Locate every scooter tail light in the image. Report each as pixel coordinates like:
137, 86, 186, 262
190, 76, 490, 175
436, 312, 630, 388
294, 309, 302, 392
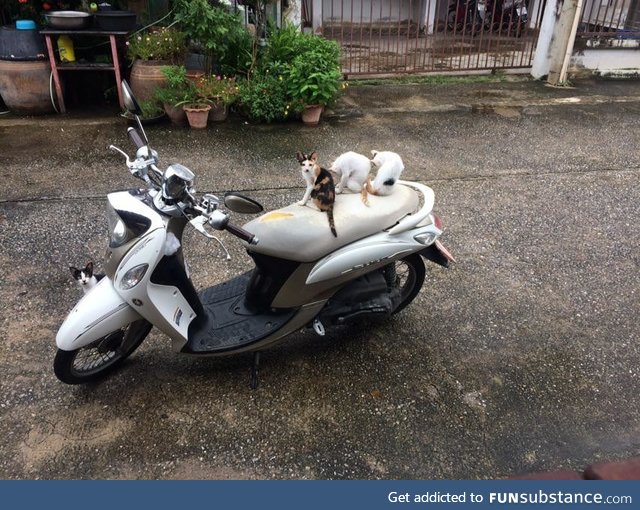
414, 232, 437, 246
120, 264, 149, 290
431, 213, 443, 231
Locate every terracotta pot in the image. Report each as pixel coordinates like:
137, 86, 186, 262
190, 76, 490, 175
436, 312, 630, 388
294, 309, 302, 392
163, 102, 186, 125
301, 104, 323, 126
186, 69, 205, 84
130, 60, 169, 103
183, 104, 211, 129
0, 60, 54, 114
209, 99, 228, 122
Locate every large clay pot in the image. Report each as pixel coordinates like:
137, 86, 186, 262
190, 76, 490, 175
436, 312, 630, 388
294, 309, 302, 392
0, 59, 54, 114
129, 60, 169, 103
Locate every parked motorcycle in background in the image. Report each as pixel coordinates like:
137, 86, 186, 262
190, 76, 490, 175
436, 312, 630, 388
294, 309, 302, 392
447, 0, 528, 36
53, 81, 454, 389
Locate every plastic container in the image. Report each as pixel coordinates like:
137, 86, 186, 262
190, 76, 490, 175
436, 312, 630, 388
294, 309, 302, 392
15, 20, 37, 30
57, 35, 76, 62
0, 25, 46, 61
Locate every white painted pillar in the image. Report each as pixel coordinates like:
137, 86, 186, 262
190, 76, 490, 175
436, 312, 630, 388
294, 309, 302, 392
422, 0, 439, 34
312, 0, 323, 34
284, 0, 303, 27
531, 0, 559, 78
547, 0, 584, 85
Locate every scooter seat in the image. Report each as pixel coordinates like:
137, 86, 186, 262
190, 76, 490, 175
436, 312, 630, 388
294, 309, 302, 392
243, 184, 419, 262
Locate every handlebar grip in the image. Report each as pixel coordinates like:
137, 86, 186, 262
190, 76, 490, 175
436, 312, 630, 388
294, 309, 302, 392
225, 222, 257, 245
127, 127, 146, 150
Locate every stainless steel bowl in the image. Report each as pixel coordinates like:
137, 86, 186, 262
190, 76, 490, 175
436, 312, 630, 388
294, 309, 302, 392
45, 11, 93, 30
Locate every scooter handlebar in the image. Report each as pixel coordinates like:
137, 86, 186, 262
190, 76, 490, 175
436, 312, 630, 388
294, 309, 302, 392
127, 127, 146, 150
225, 222, 258, 245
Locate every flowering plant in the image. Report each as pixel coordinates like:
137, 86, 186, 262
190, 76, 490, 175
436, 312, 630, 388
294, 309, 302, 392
127, 27, 186, 63
194, 75, 240, 106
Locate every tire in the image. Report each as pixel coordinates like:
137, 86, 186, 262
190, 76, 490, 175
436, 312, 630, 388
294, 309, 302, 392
383, 254, 426, 315
54, 319, 152, 384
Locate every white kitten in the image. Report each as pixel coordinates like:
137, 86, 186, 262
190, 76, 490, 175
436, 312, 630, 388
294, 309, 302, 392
330, 151, 371, 194
365, 150, 404, 196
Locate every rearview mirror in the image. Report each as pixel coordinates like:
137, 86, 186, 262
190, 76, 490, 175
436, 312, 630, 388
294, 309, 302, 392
121, 80, 141, 115
224, 193, 264, 214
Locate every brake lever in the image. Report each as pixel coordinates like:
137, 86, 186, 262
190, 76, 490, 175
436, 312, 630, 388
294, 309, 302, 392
190, 216, 231, 260
109, 145, 134, 168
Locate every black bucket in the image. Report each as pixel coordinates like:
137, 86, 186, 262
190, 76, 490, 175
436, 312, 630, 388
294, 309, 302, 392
94, 11, 137, 31
0, 25, 46, 61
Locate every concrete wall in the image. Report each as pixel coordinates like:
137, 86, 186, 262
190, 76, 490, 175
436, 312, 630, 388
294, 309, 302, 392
570, 44, 640, 76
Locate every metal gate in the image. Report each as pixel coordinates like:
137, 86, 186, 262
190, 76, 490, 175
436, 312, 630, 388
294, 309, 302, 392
316, 0, 545, 76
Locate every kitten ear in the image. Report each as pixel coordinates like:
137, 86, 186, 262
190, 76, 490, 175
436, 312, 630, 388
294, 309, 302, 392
70, 266, 80, 278
296, 152, 305, 164
85, 261, 93, 277
371, 150, 378, 158
309, 151, 318, 162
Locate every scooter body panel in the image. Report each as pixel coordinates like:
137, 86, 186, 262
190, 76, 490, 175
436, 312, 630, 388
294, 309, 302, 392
56, 277, 142, 351
114, 221, 196, 345
270, 223, 441, 308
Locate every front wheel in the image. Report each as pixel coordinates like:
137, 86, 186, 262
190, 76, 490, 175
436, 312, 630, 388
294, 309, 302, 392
54, 319, 152, 384
383, 254, 426, 314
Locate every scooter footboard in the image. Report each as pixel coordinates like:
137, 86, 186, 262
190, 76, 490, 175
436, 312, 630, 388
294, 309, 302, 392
56, 277, 143, 351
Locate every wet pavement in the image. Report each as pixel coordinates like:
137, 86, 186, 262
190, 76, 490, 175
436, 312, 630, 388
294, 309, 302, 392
0, 76, 639, 479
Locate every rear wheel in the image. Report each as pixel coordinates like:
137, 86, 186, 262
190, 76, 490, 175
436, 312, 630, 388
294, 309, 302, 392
384, 254, 426, 314
54, 319, 152, 384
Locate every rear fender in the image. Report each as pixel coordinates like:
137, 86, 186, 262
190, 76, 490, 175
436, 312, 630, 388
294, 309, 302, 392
420, 240, 456, 267
56, 277, 142, 351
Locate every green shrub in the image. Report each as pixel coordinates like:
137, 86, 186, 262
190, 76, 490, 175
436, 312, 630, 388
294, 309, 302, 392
238, 73, 292, 123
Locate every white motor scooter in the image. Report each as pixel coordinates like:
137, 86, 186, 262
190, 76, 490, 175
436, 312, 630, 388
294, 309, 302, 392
54, 81, 454, 388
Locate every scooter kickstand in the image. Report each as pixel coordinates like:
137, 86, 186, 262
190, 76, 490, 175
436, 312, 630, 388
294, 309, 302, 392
249, 352, 261, 390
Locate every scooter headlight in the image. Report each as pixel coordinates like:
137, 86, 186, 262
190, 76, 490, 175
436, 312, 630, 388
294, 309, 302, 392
120, 263, 149, 290
107, 205, 131, 248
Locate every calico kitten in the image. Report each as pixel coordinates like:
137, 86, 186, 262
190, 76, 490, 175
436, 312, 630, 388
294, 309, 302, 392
296, 151, 337, 237
330, 151, 372, 205
364, 150, 405, 197
70, 261, 104, 294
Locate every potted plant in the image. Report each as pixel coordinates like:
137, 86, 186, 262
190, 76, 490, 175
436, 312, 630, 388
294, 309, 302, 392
127, 27, 186, 102
286, 37, 342, 126
195, 74, 239, 122
153, 65, 195, 125
176, 79, 212, 129
172, 0, 252, 77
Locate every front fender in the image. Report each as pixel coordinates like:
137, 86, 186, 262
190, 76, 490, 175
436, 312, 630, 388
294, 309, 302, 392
56, 277, 142, 351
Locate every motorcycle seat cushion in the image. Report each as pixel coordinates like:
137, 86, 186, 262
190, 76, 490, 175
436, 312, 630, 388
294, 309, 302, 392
243, 183, 419, 262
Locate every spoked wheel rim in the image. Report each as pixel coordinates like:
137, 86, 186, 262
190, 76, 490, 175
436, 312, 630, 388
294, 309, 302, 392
70, 336, 123, 377
55, 319, 152, 384
385, 254, 426, 314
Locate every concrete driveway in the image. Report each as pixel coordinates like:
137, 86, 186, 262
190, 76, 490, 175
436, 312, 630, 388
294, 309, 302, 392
0, 77, 638, 479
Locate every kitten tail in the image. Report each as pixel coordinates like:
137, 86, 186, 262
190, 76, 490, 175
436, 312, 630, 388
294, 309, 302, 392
327, 206, 337, 237
364, 176, 378, 197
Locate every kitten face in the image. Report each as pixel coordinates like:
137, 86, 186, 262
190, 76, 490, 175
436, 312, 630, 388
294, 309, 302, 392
296, 151, 319, 180
70, 261, 94, 286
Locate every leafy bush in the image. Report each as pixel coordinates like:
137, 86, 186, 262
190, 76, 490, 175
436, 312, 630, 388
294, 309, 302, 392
287, 42, 341, 109
153, 65, 196, 107
173, 0, 252, 75
237, 73, 292, 123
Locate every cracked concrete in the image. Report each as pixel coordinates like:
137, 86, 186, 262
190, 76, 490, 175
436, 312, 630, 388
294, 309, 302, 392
0, 76, 639, 479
